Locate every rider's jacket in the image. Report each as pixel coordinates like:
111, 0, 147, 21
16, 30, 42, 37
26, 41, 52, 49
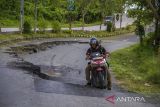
86, 45, 107, 56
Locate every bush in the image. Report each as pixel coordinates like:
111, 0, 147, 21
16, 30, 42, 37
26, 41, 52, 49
38, 19, 48, 33
52, 21, 61, 33
23, 20, 32, 34
121, 27, 125, 30
106, 22, 112, 32
24, 16, 34, 27
126, 25, 131, 30
51, 11, 64, 22
62, 30, 72, 34
0, 19, 18, 27
147, 69, 160, 84
0, 22, 3, 32
144, 32, 155, 46
125, 25, 136, 32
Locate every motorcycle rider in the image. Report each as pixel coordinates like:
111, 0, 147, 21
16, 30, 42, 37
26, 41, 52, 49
85, 37, 111, 90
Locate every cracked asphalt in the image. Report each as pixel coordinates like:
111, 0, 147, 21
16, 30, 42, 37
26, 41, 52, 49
0, 34, 160, 107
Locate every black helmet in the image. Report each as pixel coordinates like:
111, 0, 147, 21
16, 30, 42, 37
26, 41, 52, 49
89, 37, 99, 46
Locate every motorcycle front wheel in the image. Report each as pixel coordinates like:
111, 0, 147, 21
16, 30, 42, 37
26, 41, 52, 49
97, 71, 106, 89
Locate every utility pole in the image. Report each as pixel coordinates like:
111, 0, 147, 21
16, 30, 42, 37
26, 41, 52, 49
20, 0, 24, 34
0, 22, 2, 33
34, 0, 38, 34
67, 0, 75, 31
120, 13, 122, 30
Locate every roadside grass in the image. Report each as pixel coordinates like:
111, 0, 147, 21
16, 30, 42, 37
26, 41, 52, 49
60, 21, 101, 28
0, 19, 100, 28
0, 19, 134, 29
0, 34, 24, 41
0, 20, 19, 27
0, 26, 134, 46
111, 44, 160, 94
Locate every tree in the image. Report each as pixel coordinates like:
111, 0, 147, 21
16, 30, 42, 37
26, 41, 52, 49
127, 0, 160, 50
67, 0, 77, 31
0, 0, 20, 19
145, 0, 160, 20
99, 0, 116, 30
127, 0, 154, 47
145, 0, 160, 50
114, 0, 126, 29
77, 0, 92, 30
135, 22, 145, 46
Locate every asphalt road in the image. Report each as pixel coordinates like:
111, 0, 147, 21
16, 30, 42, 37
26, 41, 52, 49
0, 34, 160, 107
0, 14, 134, 32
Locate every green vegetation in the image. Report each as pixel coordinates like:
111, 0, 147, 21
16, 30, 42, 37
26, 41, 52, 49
0, 0, 159, 95
0, 19, 101, 28
0, 0, 97, 27
52, 21, 61, 33
127, 0, 160, 51
0, 20, 19, 27
38, 19, 48, 33
106, 22, 112, 32
23, 20, 32, 34
0, 0, 128, 28
111, 43, 160, 94
0, 26, 134, 45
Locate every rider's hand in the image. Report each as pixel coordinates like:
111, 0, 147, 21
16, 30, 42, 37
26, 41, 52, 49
101, 53, 109, 59
85, 55, 91, 60
85, 56, 89, 60
106, 53, 110, 58
101, 54, 106, 58
106, 52, 110, 58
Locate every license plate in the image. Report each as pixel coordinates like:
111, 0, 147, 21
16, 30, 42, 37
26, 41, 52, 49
97, 67, 103, 71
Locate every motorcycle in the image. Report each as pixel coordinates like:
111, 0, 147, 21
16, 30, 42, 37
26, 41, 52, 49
87, 52, 107, 89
